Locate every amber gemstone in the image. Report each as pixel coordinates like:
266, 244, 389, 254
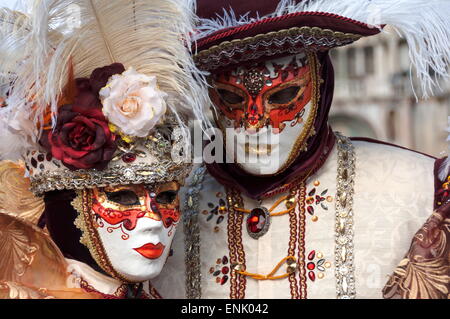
247, 208, 267, 233
122, 153, 136, 163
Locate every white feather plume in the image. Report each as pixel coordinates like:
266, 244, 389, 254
0, 8, 30, 94
0, 8, 35, 160
197, 0, 450, 99
0, 0, 212, 161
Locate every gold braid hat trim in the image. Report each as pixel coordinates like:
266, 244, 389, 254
194, 26, 361, 72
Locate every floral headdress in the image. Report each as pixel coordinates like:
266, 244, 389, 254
0, 0, 210, 195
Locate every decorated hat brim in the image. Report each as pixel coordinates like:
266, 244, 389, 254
194, 12, 381, 72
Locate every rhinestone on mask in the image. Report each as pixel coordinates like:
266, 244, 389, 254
243, 68, 264, 96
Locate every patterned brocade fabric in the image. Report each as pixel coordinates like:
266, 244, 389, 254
153, 139, 436, 299
383, 158, 450, 299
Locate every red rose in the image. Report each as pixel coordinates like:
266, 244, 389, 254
40, 63, 125, 170
41, 103, 116, 170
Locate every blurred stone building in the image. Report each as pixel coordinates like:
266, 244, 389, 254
328, 27, 450, 157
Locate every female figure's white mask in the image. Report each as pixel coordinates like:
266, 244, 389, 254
74, 182, 180, 282
209, 52, 319, 175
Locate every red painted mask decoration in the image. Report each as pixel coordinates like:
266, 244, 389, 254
73, 181, 182, 283
92, 182, 181, 231
208, 52, 320, 176
210, 53, 313, 132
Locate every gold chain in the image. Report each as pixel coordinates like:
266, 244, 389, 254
225, 182, 308, 286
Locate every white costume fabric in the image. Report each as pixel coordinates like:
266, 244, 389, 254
153, 139, 434, 298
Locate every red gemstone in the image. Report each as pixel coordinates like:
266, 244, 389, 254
248, 118, 259, 126
247, 208, 267, 233
307, 206, 314, 215
308, 250, 316, 260
122, 153, 137, 163
222, 266, 229, 274
308, 271, 316, 281
222, 256, 228, 264
307, 262, 315, 270
220, 275, 229, 285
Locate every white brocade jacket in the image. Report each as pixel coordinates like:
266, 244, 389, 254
152, 139, 437, 299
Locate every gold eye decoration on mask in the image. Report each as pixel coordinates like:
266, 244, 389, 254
211, 82, 247, 110
149, 181, 180, 210
96, 185, 147, 211
263, 72, 311, 112
155, 189, 178, 204
105, 190, 140, 206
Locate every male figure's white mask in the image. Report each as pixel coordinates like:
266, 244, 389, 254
75, 182, 180, 282
209, 52, 319, 175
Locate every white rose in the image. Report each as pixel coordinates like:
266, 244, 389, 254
99, 67, 167, 137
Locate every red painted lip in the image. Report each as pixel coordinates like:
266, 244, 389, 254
134, 242, 165, 259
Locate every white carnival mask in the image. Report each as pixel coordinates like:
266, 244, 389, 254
209, 52, 319, 175
73, 182, 180, 282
